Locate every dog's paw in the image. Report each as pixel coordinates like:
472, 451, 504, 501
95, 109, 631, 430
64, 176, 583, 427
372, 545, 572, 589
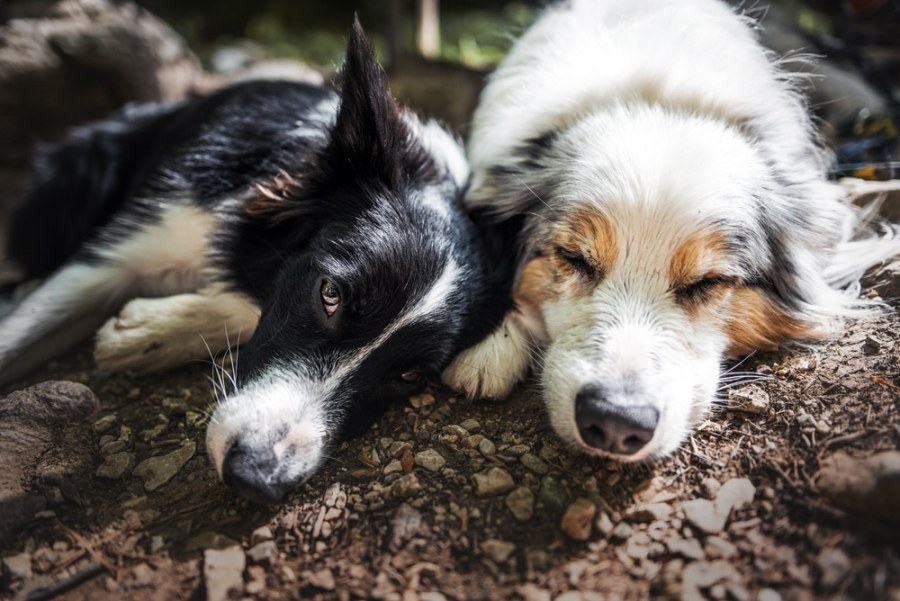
442, 316, 532, 400
94, 297, 198, 373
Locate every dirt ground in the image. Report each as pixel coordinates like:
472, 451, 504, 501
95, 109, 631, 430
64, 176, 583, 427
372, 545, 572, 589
0, 256, 898, 601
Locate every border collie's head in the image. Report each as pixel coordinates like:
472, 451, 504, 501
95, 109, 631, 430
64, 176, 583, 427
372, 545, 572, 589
477, 103, 894, 463
206, 21, 498, 503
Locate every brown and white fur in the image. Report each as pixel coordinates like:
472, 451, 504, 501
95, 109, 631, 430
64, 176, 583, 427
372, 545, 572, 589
444, 0, 900, 461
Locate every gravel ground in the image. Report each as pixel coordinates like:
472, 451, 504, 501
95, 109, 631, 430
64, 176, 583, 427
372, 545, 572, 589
0, 258, 898, 601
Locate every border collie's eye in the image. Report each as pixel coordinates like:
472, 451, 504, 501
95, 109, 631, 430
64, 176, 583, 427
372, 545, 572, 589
321, 280, 341, 317
675, 276, 733, 302
555, 246, 602, 279
399, 370, 424, 383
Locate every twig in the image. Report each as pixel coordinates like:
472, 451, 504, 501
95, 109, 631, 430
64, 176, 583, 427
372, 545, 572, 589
25, 563, 106, 601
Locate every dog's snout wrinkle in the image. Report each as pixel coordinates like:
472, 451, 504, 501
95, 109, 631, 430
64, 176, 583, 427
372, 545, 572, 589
574, 386, 659, 456
221, 441, 295, 505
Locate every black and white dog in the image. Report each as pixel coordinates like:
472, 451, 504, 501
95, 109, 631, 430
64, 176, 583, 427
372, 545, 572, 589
0, 22, 511, 503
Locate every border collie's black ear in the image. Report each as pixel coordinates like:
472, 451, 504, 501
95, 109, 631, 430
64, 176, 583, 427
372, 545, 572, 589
326, 17, 409, 188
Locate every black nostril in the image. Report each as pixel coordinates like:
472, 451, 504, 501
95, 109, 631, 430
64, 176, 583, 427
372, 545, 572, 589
575, 385, 659, 456
221, 443, 290, 505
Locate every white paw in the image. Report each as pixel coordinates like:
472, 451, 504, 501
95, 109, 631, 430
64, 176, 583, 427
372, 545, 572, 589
442, 316, 533, 400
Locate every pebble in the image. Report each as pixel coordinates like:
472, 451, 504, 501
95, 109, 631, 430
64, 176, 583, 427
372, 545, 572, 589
666, 538, 705, 560
520, 452, 549, 475
2, 552, 32, 580
384, 459, 403, 475
100, 440, 126, 456
595, 512, 614, 537
473, 467, 514, 496
561, 498, 596, 541
701, 477, 721, 499
624, 503, 672, 523
251, 526, 273, 545
681, 498, 725, 534
516, 584, 552, 601
460, 418, 480, 433
389, 503, 423, 549
478, 438, 496, 457
131, 563, 155, 587
466, 434, 485, 449
505, 486, 535, 522
420, 593, 448, 601
704, 536, 737, 559
304, 568, 336, 591
204, 546, 245, 601
481, 538, 516, 563
758, 589, 782, 601
247, 541, 277, 565
409, 393, 435, 408
554, 592, 605, 601
385, 473, 422, 500
414, 449, 446, 472
539, 476, 566, 512
133, 440, 196, 492
96, 452, 134, 480
816, 450, 900, 522
728, 384, 769, 414
91, 414, 117, 433
816, 548, 851, 589
714, 478, 755, 517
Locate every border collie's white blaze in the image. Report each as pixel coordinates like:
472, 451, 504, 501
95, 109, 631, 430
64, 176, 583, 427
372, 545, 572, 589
447, 0, 900, 461
0, 21, 513, 504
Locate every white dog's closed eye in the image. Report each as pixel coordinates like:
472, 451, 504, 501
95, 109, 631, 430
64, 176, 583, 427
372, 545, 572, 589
455, 0, 900, 461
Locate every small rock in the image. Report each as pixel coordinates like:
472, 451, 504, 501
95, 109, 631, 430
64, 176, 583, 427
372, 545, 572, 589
383, 459, 403, 475
247, 540, 277, 565
521, 452, 549, 475
390, 503, 423, 549
516, 584, 552, 601
682, 561, 740, 601
251, 526, 273, 545
409, 393, 435, 408
624, 503, 672, 523
539, 476, 566, 512
505, 487, 535, 522
816, 548, 851, 589
150, 535, 165, 553
863, 335, 883, 354
460, 418, 480, 433
626, 533, 653, 559
682, 498, 726, 534
728, 385, 769, 414
704, 536, 737, 559
420, 593, 448, 601
666, 538, 705, 560
481, 538, 516, 563
466, 434, 485, 449
204, 546, 245, 601
96, 452, 134, 480
478, 438, 496, 457
92, 414, 117, 433
816, 451, 900, 523
714, 478, 755, 517
561, 498, 596, 541
595, 512, 614, 537
414, 449, 446, 472
473, 467, 514, 497
610, 521, 634, 541
385, 473, 421, 501
132, 563, 155, 587
3, 552, 32, 580
701, 477, 721, 499
758, 589, 782, 601
100, 440, 126, 456
133, 440, 196, 492
304, 568, 336, 591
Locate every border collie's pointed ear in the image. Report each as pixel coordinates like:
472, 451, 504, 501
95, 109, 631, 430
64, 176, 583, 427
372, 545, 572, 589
326, 17, 408, 187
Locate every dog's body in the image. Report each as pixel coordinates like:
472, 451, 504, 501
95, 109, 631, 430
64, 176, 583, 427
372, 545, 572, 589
0, 24, 511, 503
445, 0, 900, 460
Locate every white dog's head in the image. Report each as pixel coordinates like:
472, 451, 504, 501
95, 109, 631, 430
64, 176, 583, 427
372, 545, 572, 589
476, 103, 875, 461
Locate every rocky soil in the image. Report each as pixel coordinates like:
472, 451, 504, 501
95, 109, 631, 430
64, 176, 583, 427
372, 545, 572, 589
0, 258, 898, 600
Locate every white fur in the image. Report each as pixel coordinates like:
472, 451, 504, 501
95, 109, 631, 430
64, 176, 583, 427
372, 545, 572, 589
459, 0, 900, 460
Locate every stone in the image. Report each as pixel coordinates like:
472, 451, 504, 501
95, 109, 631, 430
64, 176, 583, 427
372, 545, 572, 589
131, 563, 155, 587
610, 521, 634, 541
100, 440, 126, 456
682, 561, 740, 601
595, 512, 614, 537
414, 449, 446, 472
758, 589, 782, 601
505, 487, 535, 522
481, 538, 516, 563
385, 473, 422, 501
305, 568, 336, 590
704, 536, 738, 559
92, 414, 117, 433
251, 526, 273, 545
624, 503, 673, 523
816, 548, 851, 589
561, 498, 596, 541
478, 437, 496, 457
728, 384, 769, 414
420, 593, 448, 601
3, 552, 32, 580
204, 546, 245, 601
133, 440, 196, 491
384, 459, 403, 475
247, 540, 277, 565
539, 476, 566, 512
666, 538, 705, 560
390, 503, 423, 549
682, 498, 726, 534
521, 452, 549, 475
96, 451, 134, 480
460, 418, 480, 433
516, 584, 552, 601
473, 467, 514, 497
409, 393, 435, 408
816, 451, 900, 523
714, 478, 755, 517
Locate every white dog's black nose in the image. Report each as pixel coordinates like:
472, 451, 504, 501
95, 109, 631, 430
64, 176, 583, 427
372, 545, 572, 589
575, 386, 659, 455
221, 442, 294, 504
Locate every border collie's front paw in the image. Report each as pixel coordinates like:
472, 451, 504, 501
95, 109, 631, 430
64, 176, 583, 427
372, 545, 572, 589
442, 315, 532, 400
94, 298, 189, 373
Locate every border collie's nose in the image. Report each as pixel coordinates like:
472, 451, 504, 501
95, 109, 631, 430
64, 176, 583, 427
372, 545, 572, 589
575, 386, 659, 455
221, 442, 292, 504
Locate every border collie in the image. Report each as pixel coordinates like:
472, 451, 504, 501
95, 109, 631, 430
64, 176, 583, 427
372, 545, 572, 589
0, 21, 511, 503
444, 0, 900, 461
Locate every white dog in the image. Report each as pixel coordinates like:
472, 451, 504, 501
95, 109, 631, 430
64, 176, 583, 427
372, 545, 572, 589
444, 0, 900, 461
